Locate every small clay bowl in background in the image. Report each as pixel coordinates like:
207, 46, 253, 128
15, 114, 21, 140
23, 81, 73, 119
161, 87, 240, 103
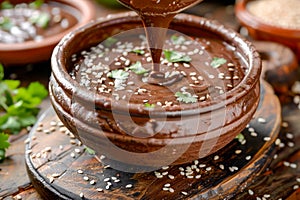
0, 0, 95, 66
49, 12, 261, 168
235, 0, 300, 61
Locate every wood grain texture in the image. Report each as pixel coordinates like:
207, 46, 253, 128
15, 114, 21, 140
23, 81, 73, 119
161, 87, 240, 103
24, 82, 281, 200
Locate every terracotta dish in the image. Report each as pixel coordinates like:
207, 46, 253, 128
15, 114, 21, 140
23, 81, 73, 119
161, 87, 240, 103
235, 0, 300, 61
49, 12, 261, 168
0, 0, 95, 66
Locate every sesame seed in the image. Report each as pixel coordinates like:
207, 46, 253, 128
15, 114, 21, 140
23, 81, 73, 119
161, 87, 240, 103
286, 133, 294, 139
168, 175, 175, 179
263, 137, 271, 141
258, 117, 267, 123
90, 180, 96, 185
246, 155, 252, 160
169, 188, 175, 193
77, 169, 83, 174
293, 185, 299, 190
16, 194, 22, 200
164, 183, 171, 187
125, 184, 133, 188
248, 189, 254, 195
83, 176, 89, 181
104, 178, 110, 182
181, 191, 188, 195
96, 188, 103, 192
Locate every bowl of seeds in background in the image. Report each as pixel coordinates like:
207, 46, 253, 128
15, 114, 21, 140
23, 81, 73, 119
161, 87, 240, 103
235, 0, 300, 61
49, 12, 261, 168
0, 0, 95, 66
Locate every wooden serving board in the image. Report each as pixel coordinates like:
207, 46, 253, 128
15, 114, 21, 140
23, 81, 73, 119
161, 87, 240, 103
25, 82, 281, 200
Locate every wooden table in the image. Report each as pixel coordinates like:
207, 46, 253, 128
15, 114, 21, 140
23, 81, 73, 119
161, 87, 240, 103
1, 1, 300, 199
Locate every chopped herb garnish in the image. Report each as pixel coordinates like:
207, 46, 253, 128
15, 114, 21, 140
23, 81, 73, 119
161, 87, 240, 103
0, 17, 13, 31
132, 49, 145, 55
0, 132, 10, 162
164, 50, 191, 63
175, 91, 198, 104
29, 0, 44, 9
144, 103, 155, 108
107, 69, 129, 80
127, 61, 149, 75
29, 12, 50, 29
171, 35, 186, 45
104, 37, 118, 47
85, 147, 96, 155
1, 0, 13, 9
235, 133, 245, 144
210, 57, 227, 68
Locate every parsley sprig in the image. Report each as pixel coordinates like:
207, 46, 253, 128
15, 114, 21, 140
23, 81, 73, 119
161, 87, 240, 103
175, 91, 198, 104
0, 132, 10, 162
210, 57, 227, 68
127, 61, 149, 75
0, 64, 48, 161
164, 50, 191, 63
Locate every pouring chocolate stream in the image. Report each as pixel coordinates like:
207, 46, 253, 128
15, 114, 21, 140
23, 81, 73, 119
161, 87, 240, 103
117, 0, 203, 85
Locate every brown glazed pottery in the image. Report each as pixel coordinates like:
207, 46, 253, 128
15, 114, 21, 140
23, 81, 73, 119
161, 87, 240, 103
49, 12, 261, 168
235, 0, 300, 61
0, 0, 95, 66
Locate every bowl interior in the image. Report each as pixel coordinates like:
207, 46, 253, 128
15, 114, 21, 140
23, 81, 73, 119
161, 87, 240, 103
0, 0, 95, 65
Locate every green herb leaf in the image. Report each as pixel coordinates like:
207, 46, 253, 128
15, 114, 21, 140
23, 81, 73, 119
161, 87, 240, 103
1, 1, 13, 9
128, 61, 149, 75
235, 133, 245, 144
132, 49, 145, 55
175, 91, 198, 104
107, 69, 129, 80
104, 37, 118, 47
0, 17, 13, 31
0, 132, 10, 162
171, 35, 186, 45
29, 0, 44, 9
85, 147, 95, 155
0, 132, 10, 149
0, 63, 4, 81
210, 57, 227, 68
164, 50, 191, 63
29, 12, 50, 29
144, 103, 155, 108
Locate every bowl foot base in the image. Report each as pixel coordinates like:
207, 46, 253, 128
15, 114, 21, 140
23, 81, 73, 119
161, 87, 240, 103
25, 82, 281, 199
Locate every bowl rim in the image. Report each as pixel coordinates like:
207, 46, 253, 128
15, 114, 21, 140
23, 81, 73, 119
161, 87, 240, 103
0, 0, 95, 63
51, 11, 261, 117
235, 0, 300, 39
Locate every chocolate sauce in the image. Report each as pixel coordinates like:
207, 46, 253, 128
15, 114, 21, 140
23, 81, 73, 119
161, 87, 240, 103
117, 0, 203, 85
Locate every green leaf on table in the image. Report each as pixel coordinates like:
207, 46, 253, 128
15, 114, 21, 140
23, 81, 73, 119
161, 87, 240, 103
0, 116, 22, 134
171, 35, 186, 45
210, 57, 227, 68
164, 50, 191, 63
4, 79, 20, 90
27, 82, 48, 99
127, 61, 149, 75
107, 69, 129, 80
0, 132, 10, 149
85, 147, 95, 155
0, 63, 4, 80
0, 132, 10, 162
175, 91, 198, 104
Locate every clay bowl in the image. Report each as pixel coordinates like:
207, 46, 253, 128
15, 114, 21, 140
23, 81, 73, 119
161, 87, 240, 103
49, 12, 261, 169
235, 0, 300, 61
0, 0, 95, 66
